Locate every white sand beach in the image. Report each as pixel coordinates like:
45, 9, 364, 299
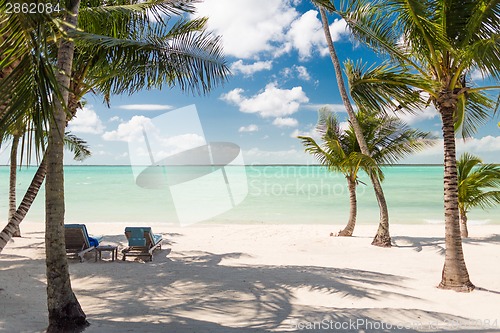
1, 223, 500, 332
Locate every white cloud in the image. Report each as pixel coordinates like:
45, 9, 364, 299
290, 126, 320, 139
102, 116, 154, 142
402, 136, 500, 164
102, 116, 205, 159
296, 66, 311, 81
339, 121, 350, 132
67, 106, 105, 134
470, 68, 491, 81
109, 116, 122, 123
230, 60, 273, 76
285, 10, 348, 60
239, 124, 259, 133
194, 0, 298, 58
155, 134, 206, 160
285, 10, 325, 60
244, 147, 311, 164
304, 103, 349, 112
117, 104, 173, 111
457, 136, 500, 153
220, 82, 309, 118
273, 117, 298, 127
394, 104, 439, 125
194, 2, 348, 60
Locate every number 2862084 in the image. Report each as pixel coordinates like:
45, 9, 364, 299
6, 2, 62, 14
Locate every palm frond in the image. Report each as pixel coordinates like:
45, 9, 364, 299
455, 90, 495, 138
457, 152, 500, 212
63, 132, 91, 161
79, 0, 198, 27
344, 59, 431, 113
463, 35, 500, 80
0, 9, 65, 153
71, 19, 229, 96
310, 0, 337, 12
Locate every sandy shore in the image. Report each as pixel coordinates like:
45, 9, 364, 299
1, 222, 500, 332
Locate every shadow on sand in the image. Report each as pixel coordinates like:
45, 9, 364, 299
2, 231, 500, 332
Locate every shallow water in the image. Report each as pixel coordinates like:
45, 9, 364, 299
1, 165, 498, 226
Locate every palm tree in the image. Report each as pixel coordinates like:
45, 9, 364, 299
334, 0, 499, 291
0, 132, 92, 253
1, 1, 229, 329
457, 153, 500, 238
300, 108, 433, 236
299, 109, 381, 236
8, 130, 22, 237
311, 1, 392, 247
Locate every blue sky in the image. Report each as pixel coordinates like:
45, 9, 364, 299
5, 0, 499, 165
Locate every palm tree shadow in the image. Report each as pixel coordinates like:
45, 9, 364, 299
392, 236, 445, 255
392, 233, 500, 256
67, 248, 481, 332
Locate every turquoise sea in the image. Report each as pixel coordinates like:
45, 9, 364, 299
0, 165, 498, 225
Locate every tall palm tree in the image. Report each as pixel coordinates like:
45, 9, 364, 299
44, 1, 87, 329
1, 0, 229, 330
311, 1, 392, 247
334, 0, 499, 291
457, 153, 500, 238
300, 108, 433, 236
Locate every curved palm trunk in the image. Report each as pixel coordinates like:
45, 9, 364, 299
9, 134, 21, 237
0, 156, 47, 252
45, 0, 88, 331
459, 208, 469, 238
319, 7, 390, 247
337, 175, 357, 236
437, 94, 474, 291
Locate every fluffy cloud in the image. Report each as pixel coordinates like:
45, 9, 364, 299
220, 83, 309, 118
194, 2, 348, 60
102, 116, 154, 142
230, 60, 273, 76
285, 10, 348, 60
102, 116, 206, 161
402, 136, 500, 164
273, 117, 298, 127
194, 0, 298, 58
109, 116, 123, 123
67, 106, 105, 134
296, 66, 311, 81
239, 124, 259, 133
117, 104, 173, 111
290, 126, 320, 139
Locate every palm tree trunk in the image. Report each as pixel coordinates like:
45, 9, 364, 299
319, 7, 390, 247
337, 175, 357, 236
0, 156, 47, 253
45, 0, 87, 331
437, 93, 474, 291
459, 208, 469, 238
9, 134, 21, 237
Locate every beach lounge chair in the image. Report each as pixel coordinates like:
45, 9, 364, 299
64, 224, 103, 262
122, 227, 163, 261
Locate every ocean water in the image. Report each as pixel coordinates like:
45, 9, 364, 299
0, 165, 498, 226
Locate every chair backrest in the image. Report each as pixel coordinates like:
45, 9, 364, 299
129, 228, 146, 247
65, 224, 90, 250
125, 227, 155, 247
